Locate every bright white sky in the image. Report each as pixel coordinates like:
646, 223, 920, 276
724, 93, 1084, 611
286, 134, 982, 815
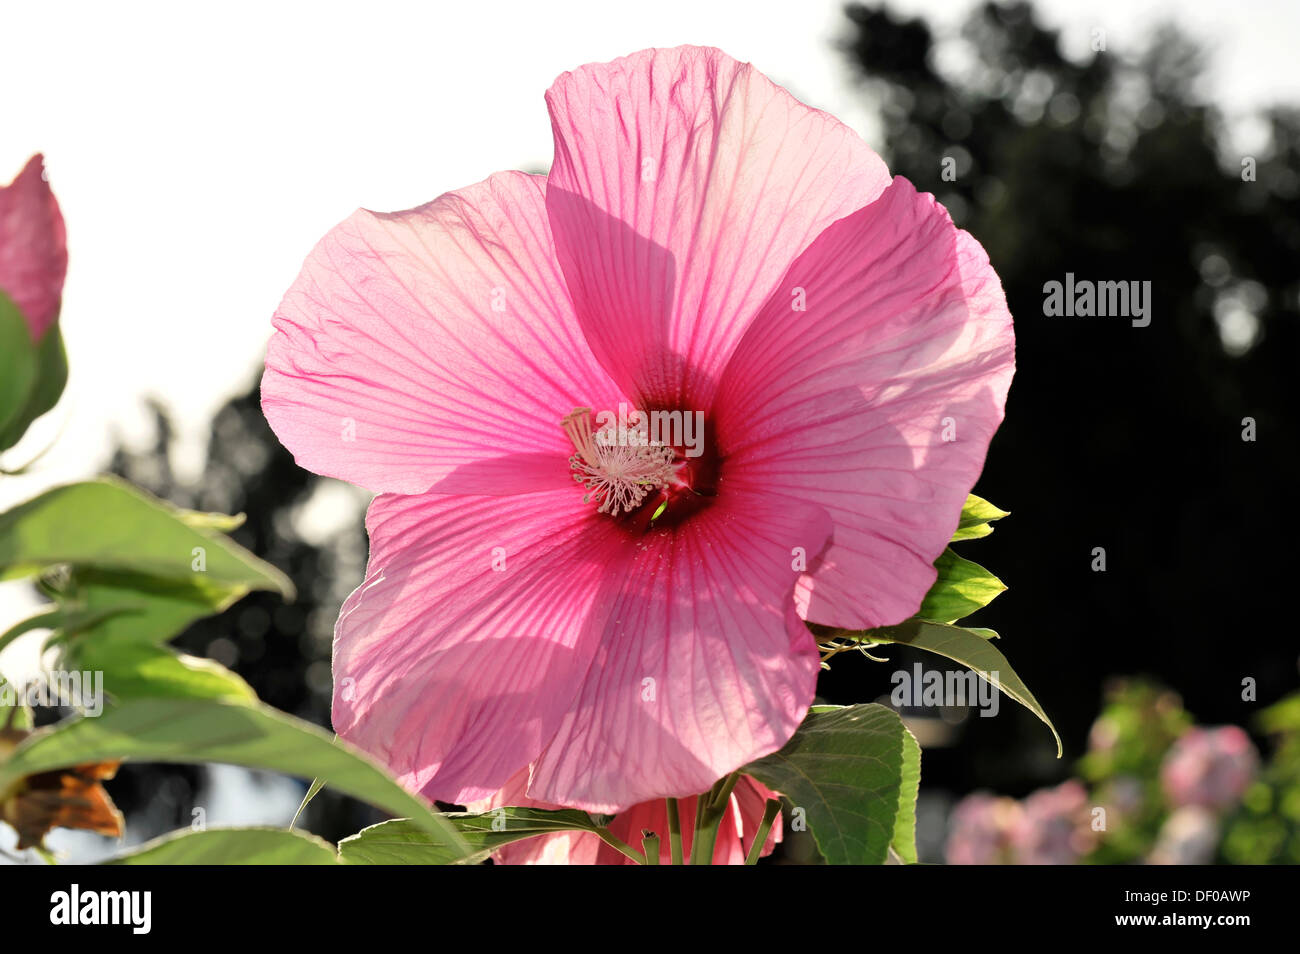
1, 0, 1298, 677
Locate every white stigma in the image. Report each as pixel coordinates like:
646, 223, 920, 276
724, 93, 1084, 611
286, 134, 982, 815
561, 407, 676, 515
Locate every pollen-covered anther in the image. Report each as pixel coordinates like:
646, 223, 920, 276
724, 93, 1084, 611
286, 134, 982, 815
561, 407, 675, 515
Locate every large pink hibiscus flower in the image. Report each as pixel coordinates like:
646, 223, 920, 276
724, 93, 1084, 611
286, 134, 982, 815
262, 46, 1014, 813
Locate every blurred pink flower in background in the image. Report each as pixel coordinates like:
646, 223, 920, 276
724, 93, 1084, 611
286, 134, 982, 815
1010, 780, 1096, 864
1097, 774, 1145, 827
948, 781, 1095, 864
1161, 726, 1259, 811
468, 770, 781, 865
263, 45, 1015, 813
945, 792, 1021, 864
0, 154, 66, 340
1148, 806, 1220, 865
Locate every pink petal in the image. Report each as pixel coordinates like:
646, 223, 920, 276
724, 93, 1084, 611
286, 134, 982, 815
528, 487, 832, 812
262, 171, 626, 495
495, 828, 602, 865
333, 487, 632, 805
0, 155, 67, 341
544, 46, 890, 410
732, 774, 784, 860
715, 177, 1015, 629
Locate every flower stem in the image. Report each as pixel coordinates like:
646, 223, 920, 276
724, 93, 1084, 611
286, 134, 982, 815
690, 792, 707, 862
710, 771, 741, 808
665, 797, 684, 865
688, 771, 742, 865
641, 831, 661, 865
744, 798, 782, 865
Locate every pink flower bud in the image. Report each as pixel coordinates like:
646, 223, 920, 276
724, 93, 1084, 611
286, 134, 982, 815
0, 154, 67, 341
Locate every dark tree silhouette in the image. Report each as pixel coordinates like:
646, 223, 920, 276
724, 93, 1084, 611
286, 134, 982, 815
820, 3, 1299, 815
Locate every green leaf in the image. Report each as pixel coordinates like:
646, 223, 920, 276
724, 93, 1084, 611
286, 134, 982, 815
0, 480, 291, 703
0, 478, 292, 598
0, 607, 63, 655
951, 494, 1009, 542
47, 575, 257, 703
176, 510, 246, 533
72, 642, 255, 703
105, 827, 339, 865
743, 704, 921, 865
292, 776, 327, 828
0, 698, 469, 852
340, 818, 474, 865
865, 619, 1062, 756
918, 548, 1006, 623
1, 671, 34, 731
339, 808, 609, 865
49, 570, 238, 649
0, 291, 39, 451
0, 601, 220, 710
3, 605, 141, 657
0, 322, 67, 453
